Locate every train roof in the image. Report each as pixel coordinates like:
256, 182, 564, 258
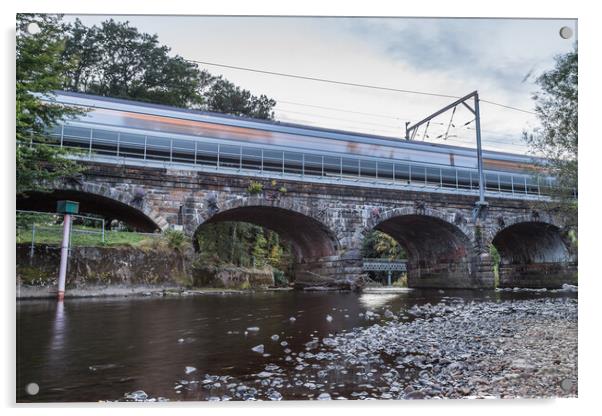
47, 90, 540, 162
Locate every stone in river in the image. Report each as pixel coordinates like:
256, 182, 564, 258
289, 317, 296, 322
252, 344, 265, 354
326, 314, 333, 322
405, 390, 426, 400
268, 391, 283, 401
124, 390, 148, 401
317, 392, 331, 400
247, 326, 260, 332
185, 366, 197, 374
271, 334, 280, 341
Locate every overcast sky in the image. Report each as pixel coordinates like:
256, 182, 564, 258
65, 15, 576, 154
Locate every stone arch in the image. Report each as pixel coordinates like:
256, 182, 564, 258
17, 181, 168, 232
367, 206, 474, 241
193, 195, 340, 262
367, 206, 478, 288
486, 211, 563, 244
491, 214, 577, 288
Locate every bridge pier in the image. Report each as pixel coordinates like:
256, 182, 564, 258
406, 255, 494, 289
293, 254, 366, 291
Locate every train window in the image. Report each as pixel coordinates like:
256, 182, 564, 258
323, 156, 341, 177
394, 163, 410, 182
359, 160, 376, 179
426, 166, 441, 187
284, 152, 303, 175
172, 139, 195, 164
260, 149, 282, 173
92, 129, 119, 155
455, 169, 473, 190
63, 125, 91, 140
118, 132, 146, 159
195, 142, 218, 166
146, 136, 171, 161
61, 125, 91, 150
378, 162, 394, 181
242, 147, 262, 171
219, 144, 243, 169
45, 124, 63, 138
342, 158, 359, 178
303, 154, 323, 176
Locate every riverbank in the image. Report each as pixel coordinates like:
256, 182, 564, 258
16, 285, 293, 299
118, 296, 577, 401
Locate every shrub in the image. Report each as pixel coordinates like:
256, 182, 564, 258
163, 229, 189, 252
489, 244, 501, 288
273, 268, 288, 287
278, 186, 287, 194
392, 274, 408, 287
247, 181, 264, 195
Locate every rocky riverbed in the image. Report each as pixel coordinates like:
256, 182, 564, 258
120, 296, 577, 401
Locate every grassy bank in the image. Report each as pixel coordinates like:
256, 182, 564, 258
16, 225, 158, 247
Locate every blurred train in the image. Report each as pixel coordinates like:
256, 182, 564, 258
38, 91, 552, 195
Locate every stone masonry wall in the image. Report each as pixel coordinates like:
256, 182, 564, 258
27, 161, 577, 289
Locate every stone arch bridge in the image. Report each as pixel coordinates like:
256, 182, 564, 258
17, 162, 577, 290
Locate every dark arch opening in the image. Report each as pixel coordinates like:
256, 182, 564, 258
492, 222, 570, 264
492, 222, 576, 288
17, 190, 160, 232
194, 206, 338, 262
373, 214, 474, 288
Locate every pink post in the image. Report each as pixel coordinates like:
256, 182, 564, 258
57, 214, 71, 301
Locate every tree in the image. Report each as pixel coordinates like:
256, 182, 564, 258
16, 14, 82, 195
61, 18, 276, 119
62, 19, 210, 109
206, 78, 276, 119
524, 48, 577, 225
362, 230, 405, 260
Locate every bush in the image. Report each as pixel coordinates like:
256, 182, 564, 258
273, 268, 288, 287
247, 181, 263, 195
392, 274, 408, 287
163, 229, 189, 252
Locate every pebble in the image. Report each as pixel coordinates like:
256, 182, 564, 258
251, 344, 264, 354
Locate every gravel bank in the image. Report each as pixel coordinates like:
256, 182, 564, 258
120, 296, 577, 401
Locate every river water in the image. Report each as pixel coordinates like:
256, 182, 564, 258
16, 288, 576, 402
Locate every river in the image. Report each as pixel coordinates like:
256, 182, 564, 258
16, 288, 577, 402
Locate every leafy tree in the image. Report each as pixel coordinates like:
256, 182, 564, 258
267, 231, 283, 267
61, 18, 276, 119
195, 222, 292, 270
206, 78, 276, 119
524, 48, 577, 225
62, 19, 210, 109
16, 13, 82, 195
252, 229, 268, 266
362, 230, 405, 260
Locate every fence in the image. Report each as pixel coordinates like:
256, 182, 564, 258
29, 123, 563, 200
16, 210, 160, 257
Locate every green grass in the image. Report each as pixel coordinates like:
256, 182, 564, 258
16, 225, 157, 247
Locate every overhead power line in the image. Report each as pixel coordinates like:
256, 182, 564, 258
189, 59, 458, 100
188, 59, 537, 116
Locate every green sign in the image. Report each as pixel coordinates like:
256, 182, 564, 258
56, 200, 79, 215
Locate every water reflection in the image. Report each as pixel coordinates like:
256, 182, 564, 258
50, 301, 66, 352
358, 293, 399, 309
